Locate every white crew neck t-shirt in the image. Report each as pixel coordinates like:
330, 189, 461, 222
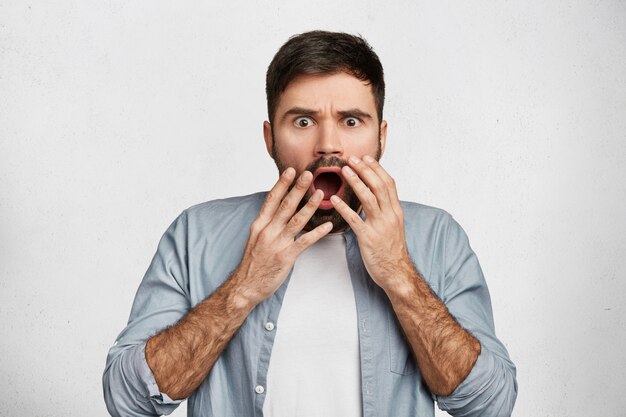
262, 233, 362, 417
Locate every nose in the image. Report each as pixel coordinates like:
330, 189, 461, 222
314, 123, 343, 157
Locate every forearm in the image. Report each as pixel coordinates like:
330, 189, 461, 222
144, 169, 330, 401
145, 268, 256, 400
385, 260, 480, 396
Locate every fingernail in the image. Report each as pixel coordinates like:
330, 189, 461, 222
342, 166, 355, 177
330, 195, 341, 203
363, 155, 375, 163
283, 167, 295, 179
299, 171, 312, 182
349, 155, 360, 164
311, 190, 323, 202
324, 222, 333, 231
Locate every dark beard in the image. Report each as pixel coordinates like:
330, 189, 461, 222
270, 128, 382, 233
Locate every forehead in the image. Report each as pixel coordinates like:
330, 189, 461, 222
276, 72, 377, 115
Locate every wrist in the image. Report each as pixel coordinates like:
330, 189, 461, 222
226, 265, 263, 311
380, 256, 417, 301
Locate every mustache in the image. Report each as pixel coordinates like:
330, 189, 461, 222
305, 156, 348, 173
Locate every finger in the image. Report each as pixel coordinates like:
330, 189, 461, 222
341, 164, 381, 216
256, 168, 296, 229
283, 189, 324, 237
362, 155, 403, 216
347, 155, 393, 212
330, 194, 367, 235
289, 221, 334, 257
271, 170, 313, 225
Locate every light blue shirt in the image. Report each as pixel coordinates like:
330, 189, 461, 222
103, 192, 517, 417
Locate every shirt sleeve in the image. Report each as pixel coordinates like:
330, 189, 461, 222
102, 212, 191, 417
434, 215, 518, 417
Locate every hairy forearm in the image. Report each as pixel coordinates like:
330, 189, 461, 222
145, 269, 256, 400
385, 260, 481, 396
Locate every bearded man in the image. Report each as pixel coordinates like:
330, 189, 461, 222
103, 30, 517, 417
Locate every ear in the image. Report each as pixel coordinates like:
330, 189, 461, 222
263, 121, 274, 158
379, 120, 388, 157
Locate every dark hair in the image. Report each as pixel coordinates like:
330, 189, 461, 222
265, 30, 385, 124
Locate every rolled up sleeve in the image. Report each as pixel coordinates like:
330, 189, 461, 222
434, 215, 518, 417
103, 343, 182, 417
103, 213, 191, 416
437, 345, 517, 416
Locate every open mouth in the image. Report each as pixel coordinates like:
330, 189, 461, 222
311, 168, 344, 210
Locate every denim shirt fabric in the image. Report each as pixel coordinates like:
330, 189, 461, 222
103, 192, 517, 417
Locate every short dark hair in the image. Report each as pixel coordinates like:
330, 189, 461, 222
266, 30, 385, 124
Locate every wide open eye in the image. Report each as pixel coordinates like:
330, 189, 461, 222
294, 116, 314, 128
344, 117, 362, 127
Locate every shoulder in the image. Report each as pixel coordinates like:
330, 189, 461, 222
400, 200, 454, 228
399, 200, 469, 253
161, 192, 267, 241
183, 192, 267, 221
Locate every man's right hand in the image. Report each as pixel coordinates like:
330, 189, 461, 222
234, 167, 333, 306
145, 168, 331, 401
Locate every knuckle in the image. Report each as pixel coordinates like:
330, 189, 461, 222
369, 181, 383, 193
274, 250, 291, 265
295, 234, 312, 250
279, 198, 291, 212
306, 197, 319, 208
290, 213, 304, 229
250, 221, 261, 235
265, 190, 277, 203
349, 213, 361, 224
295, 179, 309, 191
294, 234, 308, 246
364, 194, 377, 206
257, 228, 271, 243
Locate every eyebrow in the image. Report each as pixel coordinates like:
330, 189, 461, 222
281, 107, 373, 121
282, 107, 319, 121
337, 109, 373, 120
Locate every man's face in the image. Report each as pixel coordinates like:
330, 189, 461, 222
263, 72, 387, 232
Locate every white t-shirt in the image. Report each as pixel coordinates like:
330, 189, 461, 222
262, 233, 362, 417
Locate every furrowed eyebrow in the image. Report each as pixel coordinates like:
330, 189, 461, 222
337, 109, 373, 120
282, 107, 319, 121
280, 107, 373, 121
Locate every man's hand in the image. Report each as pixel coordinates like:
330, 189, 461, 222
146, 168, 331, 400
235, 167, 333, 305
330, 155, 413, 293
331, 155, 481, 396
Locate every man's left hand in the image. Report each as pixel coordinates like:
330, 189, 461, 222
332, 155, 483, 397
331, 155, 413, 292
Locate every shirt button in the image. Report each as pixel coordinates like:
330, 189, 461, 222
264, 322, 275, 331
255, 385, 265, 394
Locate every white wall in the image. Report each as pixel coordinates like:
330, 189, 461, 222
1, 1, 625, 416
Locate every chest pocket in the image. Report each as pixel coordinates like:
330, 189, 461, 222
387, 310, 417, 375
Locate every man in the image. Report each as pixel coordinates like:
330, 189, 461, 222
103, 31, 517, 417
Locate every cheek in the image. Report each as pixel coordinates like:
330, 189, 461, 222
275, 135, 316, 165
273, 144, 311, 174
345, 132, 380, 155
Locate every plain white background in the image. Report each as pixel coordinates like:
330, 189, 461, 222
1, 1, 625, 416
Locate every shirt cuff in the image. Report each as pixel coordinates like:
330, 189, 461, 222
133, 342, 183, 410
435, 345, 517, 416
